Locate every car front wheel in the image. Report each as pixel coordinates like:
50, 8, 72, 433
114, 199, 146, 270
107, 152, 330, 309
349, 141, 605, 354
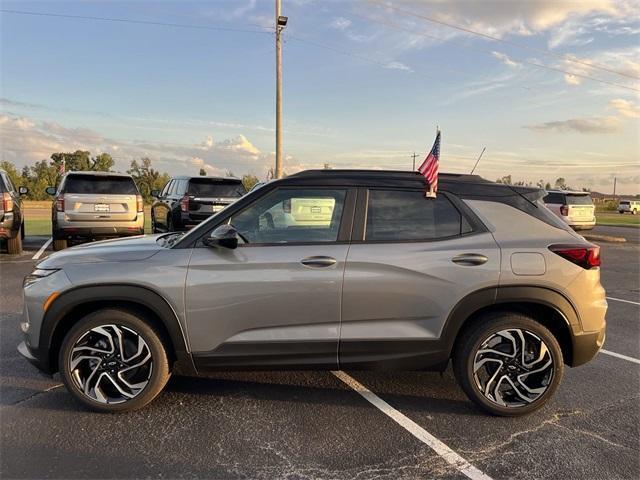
59, 309, 170, 412
453, 313, 563, 416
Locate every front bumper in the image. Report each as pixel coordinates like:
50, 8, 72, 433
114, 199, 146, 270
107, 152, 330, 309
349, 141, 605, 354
17, 341, 53, 374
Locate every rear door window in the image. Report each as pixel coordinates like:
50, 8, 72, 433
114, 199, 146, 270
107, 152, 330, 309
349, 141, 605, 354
188, 179, 246, 197
365, 189, 463, 241
63, 175, 138, 195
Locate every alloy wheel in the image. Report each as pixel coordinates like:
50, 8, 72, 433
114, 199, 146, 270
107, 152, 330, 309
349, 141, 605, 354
68, 324, 153, 404
472, 328, 554, 408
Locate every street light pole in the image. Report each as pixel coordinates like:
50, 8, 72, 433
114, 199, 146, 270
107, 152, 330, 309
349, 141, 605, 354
275, 0, 284, 179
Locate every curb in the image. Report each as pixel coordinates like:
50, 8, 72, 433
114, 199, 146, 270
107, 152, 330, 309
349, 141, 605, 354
582, 233, 627, 243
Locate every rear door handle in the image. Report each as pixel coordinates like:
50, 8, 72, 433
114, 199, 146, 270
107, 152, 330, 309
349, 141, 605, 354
452, 253, 489, 266
301, 256, 337, 268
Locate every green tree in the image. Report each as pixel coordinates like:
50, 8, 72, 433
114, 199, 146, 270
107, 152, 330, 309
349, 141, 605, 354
496, 175, 512, 185
127, 157, 170, 203
50, 150, 92, 172
554, 177, 566, 189
241, 173, 259, 191
91, 153, 115, 172
199, 168, 206, 176
545, 182, 552, 190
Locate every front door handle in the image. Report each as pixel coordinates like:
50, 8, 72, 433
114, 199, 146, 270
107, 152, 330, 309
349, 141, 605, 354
301, 256, 337, 268
452, 253, 489, 266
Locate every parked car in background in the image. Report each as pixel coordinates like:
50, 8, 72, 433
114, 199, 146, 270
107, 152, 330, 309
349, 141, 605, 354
618, 200, 639, 214
543, 190, 595, 230
0, 169, 28, 254
20, 170, 606, 416
46, 171, 144, 251
151, 176, 246, 232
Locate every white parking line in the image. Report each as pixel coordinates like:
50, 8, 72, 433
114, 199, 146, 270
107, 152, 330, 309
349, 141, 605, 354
332, 371, 493, 480
606, 296, 640, 306
601, 349, 640, 365
32, 238, 52, 260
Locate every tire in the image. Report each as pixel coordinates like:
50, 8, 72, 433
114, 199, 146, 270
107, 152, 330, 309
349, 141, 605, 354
59, 309, 171, 413
167, 214, 174, 233
151, 213, 159, 234
53, 239, 68, 251
7, 224, 23, 254
633, 209, 637, 215
21, 221, 25, 240
453, 312, 563, 417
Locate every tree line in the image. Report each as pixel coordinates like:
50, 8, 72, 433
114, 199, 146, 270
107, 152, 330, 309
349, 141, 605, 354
495, 175, 588, 192
0, 151, 260, 203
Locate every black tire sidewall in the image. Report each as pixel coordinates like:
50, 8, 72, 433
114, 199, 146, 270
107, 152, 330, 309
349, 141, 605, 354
454, 314, 564, 417
58, 309, 170, 413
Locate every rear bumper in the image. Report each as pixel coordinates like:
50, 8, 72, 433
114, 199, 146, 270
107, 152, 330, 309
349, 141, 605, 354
54, 225, 144, 240
571, 325, 606, 367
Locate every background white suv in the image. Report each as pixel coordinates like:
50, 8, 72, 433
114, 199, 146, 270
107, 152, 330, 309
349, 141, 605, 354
543, 190, 595, 230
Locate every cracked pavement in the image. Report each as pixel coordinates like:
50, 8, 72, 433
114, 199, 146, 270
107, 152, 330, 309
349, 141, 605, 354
1, 228, 638, 479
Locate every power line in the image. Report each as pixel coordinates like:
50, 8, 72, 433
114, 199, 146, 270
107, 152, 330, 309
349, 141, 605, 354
368, 0, 640, 81
0, 9, 274, 35
344, 10, 640, 93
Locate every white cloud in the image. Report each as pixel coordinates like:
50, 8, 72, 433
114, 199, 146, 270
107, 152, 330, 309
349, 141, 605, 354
609, 98, 640, 118
384, 61, 413, 72
0, 113, 275, 178
329, 17, 352, 31
492, 51, 519, 68
526, 116, 621, 133
564, 74, 582, 85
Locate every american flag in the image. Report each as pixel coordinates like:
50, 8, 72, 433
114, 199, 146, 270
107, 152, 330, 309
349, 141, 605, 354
59, 160, 65, 175
418, 130, 440, 195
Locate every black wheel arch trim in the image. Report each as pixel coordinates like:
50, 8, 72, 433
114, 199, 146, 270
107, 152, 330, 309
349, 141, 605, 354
442, 284, 582, 363
39, 284, 196, 375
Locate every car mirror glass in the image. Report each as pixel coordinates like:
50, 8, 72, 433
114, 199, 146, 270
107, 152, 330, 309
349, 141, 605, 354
18, 186, 29, 195
45, 187, 57, 196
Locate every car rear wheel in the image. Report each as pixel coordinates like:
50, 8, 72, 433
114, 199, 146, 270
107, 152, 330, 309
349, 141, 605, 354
453, 313, 563, 416
633, 209, 638, 215
59, 309, 170, 413
7, 224, 23, 254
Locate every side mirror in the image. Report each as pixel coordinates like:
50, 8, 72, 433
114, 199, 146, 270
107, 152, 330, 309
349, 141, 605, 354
203, 224, 239, 249
18, 186, 28, 195
45, 187, 57, 196
150, 190, 160, 198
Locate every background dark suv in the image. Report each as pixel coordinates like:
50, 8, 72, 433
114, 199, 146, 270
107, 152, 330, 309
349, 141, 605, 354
0, 169, 28, 254
151, 176, 246, 232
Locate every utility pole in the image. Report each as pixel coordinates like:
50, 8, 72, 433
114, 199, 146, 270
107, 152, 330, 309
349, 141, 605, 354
613, 176, 617, 197
411, 152, 419, 170
275, 1, 287, 179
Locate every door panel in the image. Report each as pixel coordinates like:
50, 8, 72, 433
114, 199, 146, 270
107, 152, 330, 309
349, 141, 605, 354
340, 232, 500, 368
186, 244, 349, 369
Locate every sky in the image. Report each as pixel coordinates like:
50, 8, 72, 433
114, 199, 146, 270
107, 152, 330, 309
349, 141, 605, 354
1, 0, 639, 193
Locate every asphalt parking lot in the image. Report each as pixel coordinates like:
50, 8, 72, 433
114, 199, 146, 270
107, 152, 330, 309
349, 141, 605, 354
1, 226, 638, 480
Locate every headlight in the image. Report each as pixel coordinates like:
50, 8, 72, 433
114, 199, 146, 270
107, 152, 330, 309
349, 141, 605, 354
24, 268, 60, 287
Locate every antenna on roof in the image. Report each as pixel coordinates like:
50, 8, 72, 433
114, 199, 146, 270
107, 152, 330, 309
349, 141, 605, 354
470, 147, 486, 175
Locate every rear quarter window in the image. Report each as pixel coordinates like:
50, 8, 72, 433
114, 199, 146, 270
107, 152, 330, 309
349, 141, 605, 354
63, 175, 139, 195
365, 189, 464, 241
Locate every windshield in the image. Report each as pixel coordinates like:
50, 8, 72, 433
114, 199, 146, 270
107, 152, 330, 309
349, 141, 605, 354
566, 194, 593, 206
620, 201, 630, 206
64, 175, 138, 195
188, 179, 246, 197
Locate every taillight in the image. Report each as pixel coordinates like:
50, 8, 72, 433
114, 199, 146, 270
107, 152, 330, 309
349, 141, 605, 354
55, 196, 65, 212
136, 195, 144, 213
2, 192, 12, 211
180, 195, 189, 212
549, 244, 600, 269
560, 205, 568, 216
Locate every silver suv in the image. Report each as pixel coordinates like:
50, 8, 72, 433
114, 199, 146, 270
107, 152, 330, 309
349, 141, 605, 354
19, 170, 607, 415
46, 172, 144, 250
